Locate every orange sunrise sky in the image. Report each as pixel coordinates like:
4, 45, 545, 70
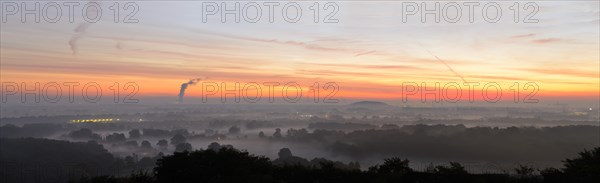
1, 1, 598, 102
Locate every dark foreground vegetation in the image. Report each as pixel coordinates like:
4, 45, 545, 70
1, 131, 598, 183
3, 123, 598, 163
69, 146, 599, 183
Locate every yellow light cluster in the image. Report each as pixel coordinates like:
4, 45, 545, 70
70, 118, 114, 123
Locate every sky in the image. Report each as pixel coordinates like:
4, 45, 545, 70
1, 1, 599, 104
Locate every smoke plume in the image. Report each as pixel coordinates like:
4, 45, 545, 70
68, 1, 99, 54
178, 78, 203, 103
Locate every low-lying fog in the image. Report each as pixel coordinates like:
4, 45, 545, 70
2, 101, 599, 173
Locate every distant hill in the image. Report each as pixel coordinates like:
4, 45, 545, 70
349, 101, 390, 107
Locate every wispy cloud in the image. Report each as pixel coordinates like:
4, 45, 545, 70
188, 28, 377, 56
522, 68, 598, 78
531, 38, 563, 44
510, 33, 537, 39
417, 43, 467, 83
297, 63, 420, 71
354, 50, 377, 57
466, 75, 524, 81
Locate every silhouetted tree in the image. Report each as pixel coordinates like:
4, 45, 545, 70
278, 148, 292, 158
273, 148, 310, 167
157, 139, 168, 149
369, 157, 412, 175
175, 143, 192, 152
273, 128, 282, 139
0, 123, 62, 138
540, 167, 566, 183
172, 129, 190, 137
71, 145, 600, 183
154, 148, 273, 183
434, 162, 468, 175
1, 138, 119, 183
228, 125, 241, 134
349, 161, 361, 170
208, 142, 221, 151
125, 155, 137, 166
515, 165, 540, 183
562, 147, 600, 182
170, 134, 186, 145
129, 129, 141, 139
515, 165, 537, 177
69, 128, 102, 141
106, 133, 126, 143
127, 171, 154, 183
141, 140, 152, 149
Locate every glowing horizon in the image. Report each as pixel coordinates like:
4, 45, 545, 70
1, 1, 598, 102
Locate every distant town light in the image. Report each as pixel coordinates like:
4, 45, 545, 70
70, 118, 114, 123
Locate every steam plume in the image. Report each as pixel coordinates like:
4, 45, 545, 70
68, 1, 99, 54
178, 78, 203, 103
69, 23, 90, 54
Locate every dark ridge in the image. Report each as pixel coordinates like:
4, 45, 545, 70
349, 101, 390, 106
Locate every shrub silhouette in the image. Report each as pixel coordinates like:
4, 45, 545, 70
369, 157, 412, 175
68, 145, 600, 183
169, 134, 186, 145
434, 162, 468, 175
561, 147, 600, 182
153, 148, 273, 183
174, 142, 192, 152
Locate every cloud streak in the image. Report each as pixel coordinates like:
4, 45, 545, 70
531, 38, 563, 44
522, 68, 598, 78
417, 43, 467, 83
511, 33, 537, 39
189, 28, 377, 56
